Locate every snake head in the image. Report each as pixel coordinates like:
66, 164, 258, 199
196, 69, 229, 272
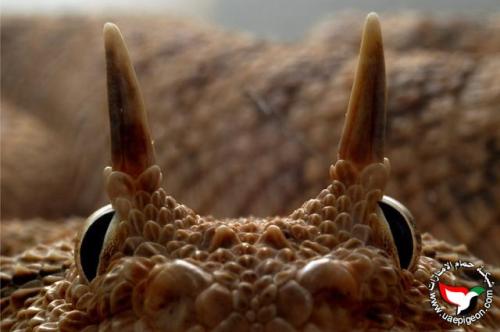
73, 13, 425, 331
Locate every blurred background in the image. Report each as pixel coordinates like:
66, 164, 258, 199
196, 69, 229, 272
1, 1, 499, 264
2, 0, 500, 40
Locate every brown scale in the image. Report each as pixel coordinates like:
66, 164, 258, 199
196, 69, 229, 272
2, 14, 499, 331
2, 14, 499, 264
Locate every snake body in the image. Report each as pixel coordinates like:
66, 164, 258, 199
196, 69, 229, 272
0, 13, 499, 331
2, 13, 499, 263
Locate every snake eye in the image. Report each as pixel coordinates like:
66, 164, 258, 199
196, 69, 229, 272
76, 205, 116, 283
378, 196, 420, 270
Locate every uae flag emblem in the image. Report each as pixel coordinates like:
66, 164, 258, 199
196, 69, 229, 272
439, 282, 485, 315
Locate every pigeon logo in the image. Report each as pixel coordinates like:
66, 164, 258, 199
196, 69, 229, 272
438, 283, 485, 315
428, 261, 494, 326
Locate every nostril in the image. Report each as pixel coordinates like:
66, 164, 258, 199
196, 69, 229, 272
378, 196, 418, 270
79, 205, 115, 282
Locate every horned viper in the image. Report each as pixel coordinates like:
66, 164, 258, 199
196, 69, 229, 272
1, 14, 499, 331
1, 13, 499, 264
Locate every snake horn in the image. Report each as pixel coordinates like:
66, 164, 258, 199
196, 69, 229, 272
104, 23, 155, 178
338, 13, 386, 169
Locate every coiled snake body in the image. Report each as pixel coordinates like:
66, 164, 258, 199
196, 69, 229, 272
1, 13, 499, 331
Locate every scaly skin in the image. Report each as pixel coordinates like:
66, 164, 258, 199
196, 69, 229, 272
1, 13, 499, 263
1, 14, 499, 331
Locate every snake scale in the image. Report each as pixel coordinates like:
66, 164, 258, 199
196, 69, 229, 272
0, 12, 499, 331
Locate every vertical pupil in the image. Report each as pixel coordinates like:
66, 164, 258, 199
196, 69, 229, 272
80, 210, 115, 281
378, 201, 413, 269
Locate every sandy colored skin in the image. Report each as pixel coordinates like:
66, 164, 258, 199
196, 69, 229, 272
1, 13, 499, 265
0, 12, 500, 331
1, 14, 499, 331
1, 228, 499, 331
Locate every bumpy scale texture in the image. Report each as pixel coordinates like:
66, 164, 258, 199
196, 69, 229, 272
2, 159, 498, 331
1, 14, 499, 263
1, 13, 500, 331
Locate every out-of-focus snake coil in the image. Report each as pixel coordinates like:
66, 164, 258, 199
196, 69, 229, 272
1, 13, 499, 266
1, 13, 500, 331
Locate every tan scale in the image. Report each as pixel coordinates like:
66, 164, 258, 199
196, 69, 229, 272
1, 14, 499, 331
2, 14, 499, 264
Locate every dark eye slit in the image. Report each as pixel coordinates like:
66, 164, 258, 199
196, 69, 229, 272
378, 201, 414, 269
80, 211, 114, 281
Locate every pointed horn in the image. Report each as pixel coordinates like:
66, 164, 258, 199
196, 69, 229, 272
104, 23, 155, 178
338, 13, 386, 169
